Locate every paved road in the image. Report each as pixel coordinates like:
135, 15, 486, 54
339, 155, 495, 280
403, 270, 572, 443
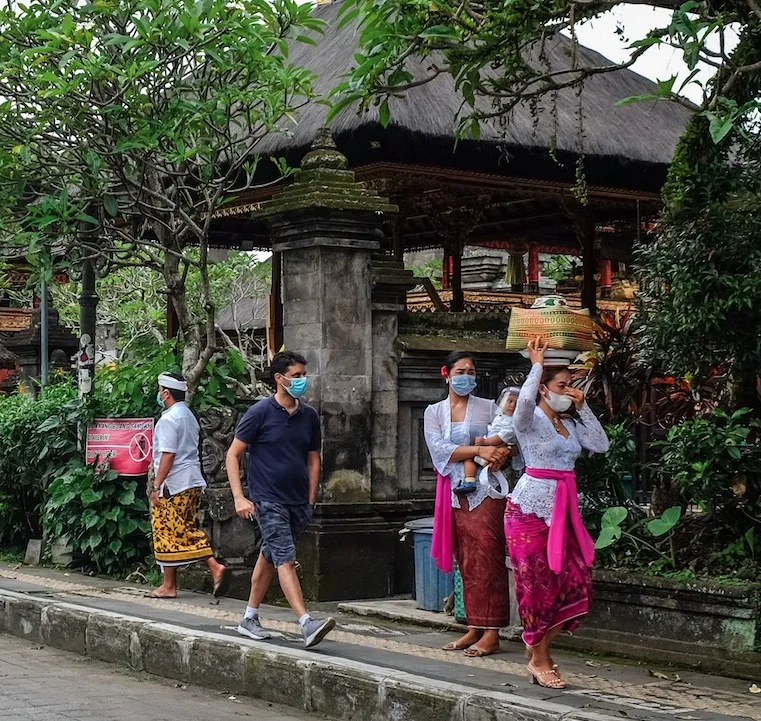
0, 632, 318, 721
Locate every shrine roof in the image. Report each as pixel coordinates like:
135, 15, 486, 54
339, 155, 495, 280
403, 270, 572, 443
255, 0, 691, 183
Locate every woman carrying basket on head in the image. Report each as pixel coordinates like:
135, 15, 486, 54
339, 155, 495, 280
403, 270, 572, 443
506, 337, 609, 688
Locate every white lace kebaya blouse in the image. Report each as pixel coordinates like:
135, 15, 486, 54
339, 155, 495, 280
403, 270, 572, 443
424, 395, 508, 511
508, 363, 609, 525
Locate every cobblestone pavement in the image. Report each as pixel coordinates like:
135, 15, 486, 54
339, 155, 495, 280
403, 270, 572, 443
0, 632, 320, 721
1, 565, 760, 721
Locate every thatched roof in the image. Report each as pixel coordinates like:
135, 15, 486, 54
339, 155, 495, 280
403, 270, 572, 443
258, 1, 691, 174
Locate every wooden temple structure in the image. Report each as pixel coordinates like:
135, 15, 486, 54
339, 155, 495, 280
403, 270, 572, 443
194, 0, 692, 600
0, 254, 76, 392
206, 0, 690, 321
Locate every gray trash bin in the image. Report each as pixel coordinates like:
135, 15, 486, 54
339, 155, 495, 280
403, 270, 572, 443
405, 517, 454, 612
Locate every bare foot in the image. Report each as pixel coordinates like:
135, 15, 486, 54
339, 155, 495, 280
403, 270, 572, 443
526, 645, 557, 670
212, 565, 231, 598
442, 628, 482, 651
210, 565, 223, 585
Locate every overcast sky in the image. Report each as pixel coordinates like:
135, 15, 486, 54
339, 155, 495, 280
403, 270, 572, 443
572, 4, 737, 103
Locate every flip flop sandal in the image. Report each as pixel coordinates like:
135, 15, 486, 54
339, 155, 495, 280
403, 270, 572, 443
442, 641, 473, 651
144, 592, 176, 599
464, 646, 500, 658
213, 566, 232, 598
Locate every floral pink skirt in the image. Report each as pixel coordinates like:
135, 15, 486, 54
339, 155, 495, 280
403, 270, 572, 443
504, 501, 592, 646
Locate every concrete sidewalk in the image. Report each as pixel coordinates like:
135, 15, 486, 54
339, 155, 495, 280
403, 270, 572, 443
0, 563, 758, 721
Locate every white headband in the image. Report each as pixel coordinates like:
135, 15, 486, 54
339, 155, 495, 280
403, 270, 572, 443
158, 373, 187, 392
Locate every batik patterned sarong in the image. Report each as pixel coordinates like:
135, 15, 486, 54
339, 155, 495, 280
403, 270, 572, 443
453, 496, 510, 629
504, 501, 591, 646
150, 487, 212, 568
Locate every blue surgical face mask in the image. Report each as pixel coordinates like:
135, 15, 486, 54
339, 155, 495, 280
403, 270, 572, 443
285, 376, 308, 398
156, 391, 166, 409
450, 374, 477, 397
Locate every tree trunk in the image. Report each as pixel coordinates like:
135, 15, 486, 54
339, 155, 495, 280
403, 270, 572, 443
163, 247, 204, 401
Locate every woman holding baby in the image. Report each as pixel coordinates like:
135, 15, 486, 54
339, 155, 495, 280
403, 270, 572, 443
424, 350, 514, 658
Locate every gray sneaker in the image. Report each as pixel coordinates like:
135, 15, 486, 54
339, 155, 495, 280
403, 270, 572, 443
237, 615, 272, 641
301, 616, 336, 649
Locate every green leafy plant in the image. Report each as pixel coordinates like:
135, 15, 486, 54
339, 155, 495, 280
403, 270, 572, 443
410, 259, 443, 289
44, 461, 151, 576
718, 528, 756, 566
637, 192, 761, 400
578, 422, 637, 531
93, 344, 181, 419
0, 340, 248, 552
573, 310, 647, 423
0, 379, 80, 546
653, 408, 761, 512
543, 255, 573, 283
0, 547, 24, 563
92, 342, 249, 418
595, 505, 683, 569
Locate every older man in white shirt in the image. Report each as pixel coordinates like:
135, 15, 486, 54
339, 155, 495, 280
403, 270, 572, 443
146, 372, 230, 599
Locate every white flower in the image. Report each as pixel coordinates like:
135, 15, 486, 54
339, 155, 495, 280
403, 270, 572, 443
78, 21, 95, 31
227, 1, 245, 10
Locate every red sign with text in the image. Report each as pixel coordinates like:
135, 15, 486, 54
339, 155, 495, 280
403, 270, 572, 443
86, 418, 154, 477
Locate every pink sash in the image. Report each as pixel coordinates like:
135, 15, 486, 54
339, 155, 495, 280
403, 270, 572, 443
431, 472, 454, 573
526, 467, 595, 573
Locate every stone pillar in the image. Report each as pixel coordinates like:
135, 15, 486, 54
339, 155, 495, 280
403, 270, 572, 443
370, 259, 417, 502
260, 129, 401, 600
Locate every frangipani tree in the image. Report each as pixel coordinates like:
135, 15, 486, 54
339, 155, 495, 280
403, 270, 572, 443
0, 0, 321, 397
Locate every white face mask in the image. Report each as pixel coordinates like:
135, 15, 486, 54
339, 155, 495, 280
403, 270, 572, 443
544, 389, 573, 413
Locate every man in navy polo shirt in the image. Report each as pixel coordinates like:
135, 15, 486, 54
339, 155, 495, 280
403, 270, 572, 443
225, 351, 335, 648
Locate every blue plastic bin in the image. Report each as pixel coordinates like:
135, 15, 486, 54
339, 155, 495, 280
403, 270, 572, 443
407, 518, 454, 612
